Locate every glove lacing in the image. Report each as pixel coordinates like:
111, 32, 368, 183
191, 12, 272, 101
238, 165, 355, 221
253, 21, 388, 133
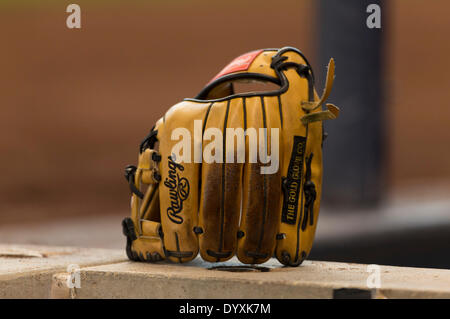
300, 58, 340, 125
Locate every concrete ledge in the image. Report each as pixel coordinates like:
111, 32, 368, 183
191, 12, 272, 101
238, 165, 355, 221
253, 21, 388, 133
0, 244, 126, 298
50, 257, 450, 299
3, 244, 449, 299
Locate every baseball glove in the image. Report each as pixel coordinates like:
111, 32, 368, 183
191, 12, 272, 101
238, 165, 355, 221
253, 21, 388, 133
122, 47, 339, 266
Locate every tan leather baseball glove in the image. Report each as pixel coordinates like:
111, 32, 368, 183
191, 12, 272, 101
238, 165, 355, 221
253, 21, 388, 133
122, 47, 339, 266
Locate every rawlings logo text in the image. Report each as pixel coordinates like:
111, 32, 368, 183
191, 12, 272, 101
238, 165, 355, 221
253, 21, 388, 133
164, 156, 190, 224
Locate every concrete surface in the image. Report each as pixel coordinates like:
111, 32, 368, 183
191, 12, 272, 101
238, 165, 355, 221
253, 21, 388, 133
319, 198, 450, 242
50, 257, 450, 299
1, 243, 448, 299
0, 244, 126, 298
0, 215, 124, 249
2, 197, 449, 250
2, 197, 450, 270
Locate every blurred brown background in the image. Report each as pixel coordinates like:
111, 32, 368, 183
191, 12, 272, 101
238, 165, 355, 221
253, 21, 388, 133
1, 0, 449, 267
0, 0, 318, 224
